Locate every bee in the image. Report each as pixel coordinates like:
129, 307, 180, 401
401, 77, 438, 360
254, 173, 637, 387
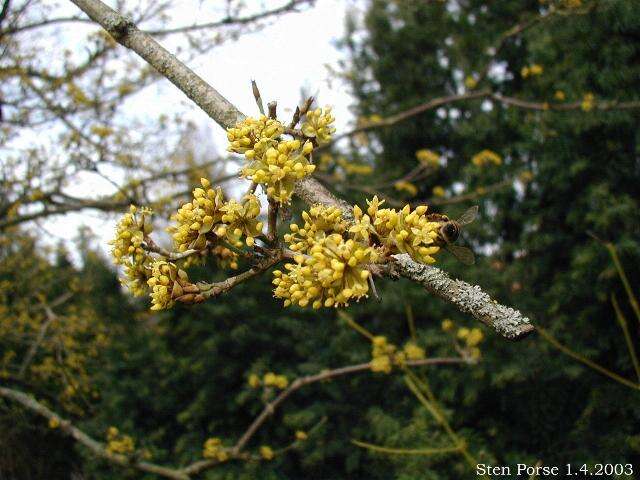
428, 205, 478, 265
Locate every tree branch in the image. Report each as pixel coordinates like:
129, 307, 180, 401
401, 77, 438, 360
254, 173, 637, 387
0, 387, 189, 480
182, 356, 468, 476
67, 0, 536, 340
391, 254, 534, 340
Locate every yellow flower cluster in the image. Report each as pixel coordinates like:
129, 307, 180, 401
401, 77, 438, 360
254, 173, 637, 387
581, 92, 595, 112
416, 149, 441, 167
554, 90, 566, 101
106, 427, 135, 455
521, 64, 543, 78
260, 445, 275, 460
301, 107, 336, 145
441, 318, 454, 332
228, 116, 317, 204
432, 186, 446, 198
202, 437, 229, 462
352, 197, 441, 265
263, 372, 289, 389
464, 75, 478, 89
370, 336, 426, 373
336, 156, 374, 175
248, 373, 261, 388
166, 179, 263, 271
274, 198, 442, 309
227, 115, 284, 154
457, 326, 484, 360
442, 319, 484, 360
168, 178, 226, 252
394, 180, 418, 197
471, 149, 502, 167
110, 205, 153, 296
247, 372, 288, 389
295, 430, 308, 441
274, 234, 376, 308
147, 261, 198, 310
219, 194, 263, 247
285, 205, 347, 253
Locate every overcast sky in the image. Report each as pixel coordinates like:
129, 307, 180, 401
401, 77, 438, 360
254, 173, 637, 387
46, 0, 356, 252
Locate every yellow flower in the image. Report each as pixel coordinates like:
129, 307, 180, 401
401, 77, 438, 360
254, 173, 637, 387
337, 157, 374, 175
457, 327, 470, 340
394, 180, 418, 197
471, 149, 502, 167
370, 355, 392, 373
275, 198, 443, 310
360, 199, 441, 265
403, 342, 425, 360
464, 75, 478, 89
241, 138, 315, 204
260, 445, 275, 460
465, 328, 484, 347
301, 107, 336, 144
581, 92, 595, 112
248, 374, 261, 388
441, 319, 454, 332
48, 417, 60, 429
295, 430, 308, 441
415, 149, 440, 167
432, 186, 446, 197
146, 261, 195, 310
203, 437, 229, 461
263, 372, 288, 389
106, 428, 135, 455
274, 233, 377, 308
554, 90, 566, 101
107, 427, 119, 440
220, 194, 263, 247
167, 179, 226, 252
228, 116, 317, 204
521, 64, 542, 79
370, 335, 397, 373
529, 64, 543, 76
227, 115, 284, 154
110, 205, 153, 295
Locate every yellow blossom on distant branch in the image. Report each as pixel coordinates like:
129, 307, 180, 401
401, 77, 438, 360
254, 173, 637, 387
394, 180, 418, 197
521, 64, 543, 79
203, 437, 229, 462
432, 186, 446, 197
301, 106, 336, 144
260, 445, 275, 460
416, 149, 441, 167
581, 92, 595, 112
471, 149, 502, 167
464, 75, 478, 89
441, 318, 454, 332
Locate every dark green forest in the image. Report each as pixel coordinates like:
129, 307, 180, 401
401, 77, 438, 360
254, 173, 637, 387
1, 0, 640, 479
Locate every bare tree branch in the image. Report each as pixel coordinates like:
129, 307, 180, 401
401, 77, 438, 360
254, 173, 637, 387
0, 387, 190, 480
392, 254, 534, 340
183, 356, 469, 476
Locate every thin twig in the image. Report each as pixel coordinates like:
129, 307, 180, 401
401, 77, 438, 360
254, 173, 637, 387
0, 387, 189, 480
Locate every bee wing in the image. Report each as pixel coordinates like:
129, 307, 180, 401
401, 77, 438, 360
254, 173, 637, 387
456, 205, 479, 226
447, 244, 475, 265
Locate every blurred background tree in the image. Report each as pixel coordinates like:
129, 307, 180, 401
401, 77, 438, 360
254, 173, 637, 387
2, 0, 640, 479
